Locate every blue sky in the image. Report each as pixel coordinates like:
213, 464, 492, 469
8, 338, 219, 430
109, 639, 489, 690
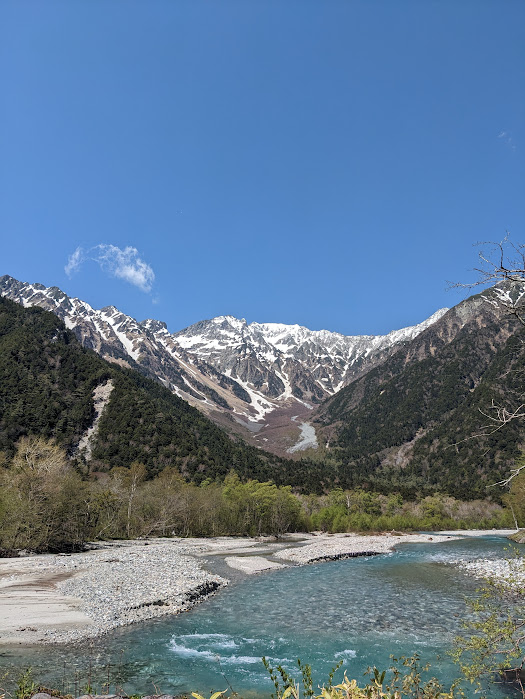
1, 0, 524, 336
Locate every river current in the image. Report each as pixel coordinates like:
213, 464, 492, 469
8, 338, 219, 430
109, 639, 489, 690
1, 535, 520, 697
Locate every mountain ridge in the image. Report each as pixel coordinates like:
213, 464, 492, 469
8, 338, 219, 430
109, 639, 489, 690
0, 274, 448, 453
0, 294, 326, 490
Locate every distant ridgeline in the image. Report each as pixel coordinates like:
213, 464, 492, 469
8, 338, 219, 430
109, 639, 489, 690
0, 296, 332, 489
314, 287, 525, 499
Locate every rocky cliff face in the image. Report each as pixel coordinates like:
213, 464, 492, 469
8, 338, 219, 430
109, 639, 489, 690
172, 310, 449, 405
0, 274, 447, 453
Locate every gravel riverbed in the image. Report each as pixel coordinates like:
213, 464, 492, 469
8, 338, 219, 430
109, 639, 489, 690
54, 542, 228, 642
0, 530, 518, 646
274, 532, 459, 564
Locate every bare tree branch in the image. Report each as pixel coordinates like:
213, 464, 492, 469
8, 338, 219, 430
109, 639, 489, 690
450, 235, 525, 290
479, 401, 525, 429
449, 237, 525, 326
449, 237, 525, 485
491, 464, 525, 488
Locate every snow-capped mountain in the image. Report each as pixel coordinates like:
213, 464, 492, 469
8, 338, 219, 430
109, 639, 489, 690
0, 274, 448, 453
172, 311, 448, 414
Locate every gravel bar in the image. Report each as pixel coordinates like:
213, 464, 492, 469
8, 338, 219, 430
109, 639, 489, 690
0, 539, 227, 645
457, 557, 525, 587
273, 532, 459, 564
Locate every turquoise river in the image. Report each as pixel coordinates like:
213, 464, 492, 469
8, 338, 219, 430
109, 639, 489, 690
1, 535, 522, 697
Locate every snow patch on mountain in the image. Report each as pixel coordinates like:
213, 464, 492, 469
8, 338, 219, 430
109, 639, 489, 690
101, 308, 141, 361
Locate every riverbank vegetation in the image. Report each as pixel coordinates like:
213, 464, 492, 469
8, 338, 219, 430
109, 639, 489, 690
0, 654, 487, 699
0, 435, 514, 555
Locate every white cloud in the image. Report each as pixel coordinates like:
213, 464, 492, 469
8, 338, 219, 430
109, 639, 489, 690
65, 246, 84, 277
96, 244, 155, 292
64, 244, 155, 293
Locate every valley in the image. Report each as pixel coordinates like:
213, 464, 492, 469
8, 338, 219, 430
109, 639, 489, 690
2, 277, 525, 699
3, 2, 523, 695
0, 275, 448, 455
2, 274, 525, 499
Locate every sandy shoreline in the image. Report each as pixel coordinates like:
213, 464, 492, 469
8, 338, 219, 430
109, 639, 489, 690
0, 530, 516, 646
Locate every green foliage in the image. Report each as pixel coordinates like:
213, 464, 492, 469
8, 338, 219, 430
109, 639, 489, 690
262, 657, 321, 699
503, 466, 525, 527
0, 436, 512, 553
453, 549, 525, 697
191, 691, 226, 699
15, 669, 36, 699
316, 310, 525, 500
0, 298, 102, 455
306, 489, 510, 534
222, 471, 302, 536
0, 443, 305, 551
6, 657, 465, 699
0, 436, 89, 553
261, 655, 460, 699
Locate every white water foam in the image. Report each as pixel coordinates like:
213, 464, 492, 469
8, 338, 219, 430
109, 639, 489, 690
178, 633, 239, 649
169, 641, 218, 661
179, 633, 232, 640
335, 649, 357, 659
223, 655, 261, 665
169, 634, 292, 667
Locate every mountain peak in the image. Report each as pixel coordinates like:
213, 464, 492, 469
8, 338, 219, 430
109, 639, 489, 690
212, 315, 248, 331
141, 318, 168, 332
100, 305, 120, 316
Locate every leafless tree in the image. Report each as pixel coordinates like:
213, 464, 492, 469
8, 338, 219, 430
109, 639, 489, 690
450, 235, 525, 324
451, 236, 525, 484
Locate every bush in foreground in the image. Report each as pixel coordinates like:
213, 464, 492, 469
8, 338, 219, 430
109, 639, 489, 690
5, 656, 465, 699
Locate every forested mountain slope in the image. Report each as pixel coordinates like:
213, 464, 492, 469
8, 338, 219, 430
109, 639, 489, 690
0, 296, 330, 488
315, 288, 525, 498
0, 275, 446, 454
